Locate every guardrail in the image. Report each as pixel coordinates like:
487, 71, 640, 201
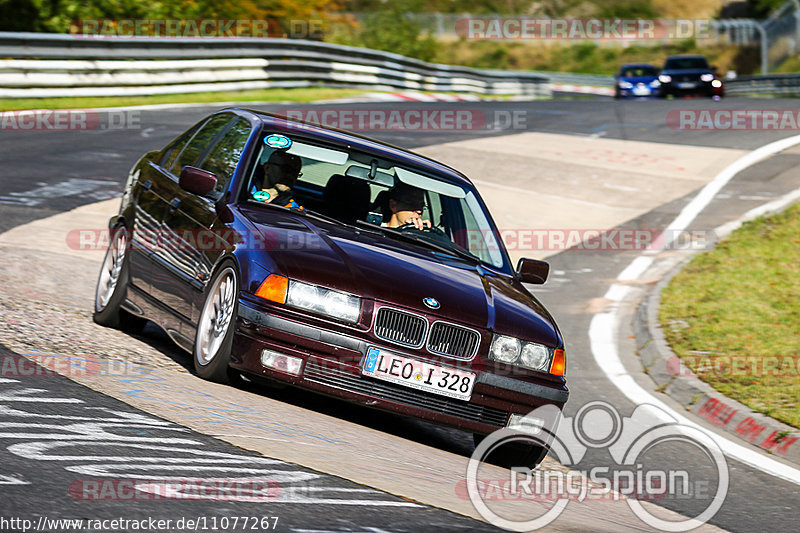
2, 32, 798, 100
0, 32, 550, 99
724, 73, 800, 95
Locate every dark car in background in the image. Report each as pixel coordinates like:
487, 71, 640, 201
614, 63, 661, 99
93, 109, 569, 466
658, 54, 724, 98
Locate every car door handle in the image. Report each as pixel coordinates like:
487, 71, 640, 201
169, 198, 181, 212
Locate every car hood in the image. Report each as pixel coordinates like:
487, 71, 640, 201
241, 208, 560, 346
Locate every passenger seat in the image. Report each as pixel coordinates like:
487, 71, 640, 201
323, 174, 371, 223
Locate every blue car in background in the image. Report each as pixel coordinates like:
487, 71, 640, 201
614, 63, 661, 99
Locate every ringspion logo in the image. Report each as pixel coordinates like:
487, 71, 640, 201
465, 402, 729, 531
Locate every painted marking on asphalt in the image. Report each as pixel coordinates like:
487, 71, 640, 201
0, 387, 84, 403
589, 134, 800, 486
0, 178, 121, 206
0, 474, 29, 485
0, 372, 421, 507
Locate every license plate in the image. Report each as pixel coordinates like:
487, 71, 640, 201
678, 82, 697, 89
632, 86, 651, 96
362, 347, 476, 401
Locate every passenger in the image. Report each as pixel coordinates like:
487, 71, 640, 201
383, 183, 431, 230
253, 150, 303, 208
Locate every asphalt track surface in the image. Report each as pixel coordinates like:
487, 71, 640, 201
1, 96, 799, 532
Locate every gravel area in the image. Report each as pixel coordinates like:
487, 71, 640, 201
0, 244, 185, 373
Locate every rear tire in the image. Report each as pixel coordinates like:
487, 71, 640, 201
193, 263, 239, 383
93, 226, 147, 333
473, 433, 549, 469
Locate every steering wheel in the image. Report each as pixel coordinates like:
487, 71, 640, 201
395, 222, 448, 238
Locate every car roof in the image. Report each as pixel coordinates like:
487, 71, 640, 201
620, 63, 657, 69
227, 108, 475, 188
665, 54, 708, 60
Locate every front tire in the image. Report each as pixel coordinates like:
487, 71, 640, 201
93, 226, 146, 332
194, 263, 239, 383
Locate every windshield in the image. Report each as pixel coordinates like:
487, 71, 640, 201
619, 66, 659, 77
244, 132, 509, 270
664, 57, 709, 70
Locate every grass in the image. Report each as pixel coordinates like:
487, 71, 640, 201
659, 203, 800, 428
434, 40, 760, 76
0, 87, 370, 112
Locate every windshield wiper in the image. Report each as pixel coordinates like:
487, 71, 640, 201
356, 221, 480, 263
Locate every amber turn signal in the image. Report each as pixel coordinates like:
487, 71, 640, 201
550, 348, 566, 377
255, 274, 288, 303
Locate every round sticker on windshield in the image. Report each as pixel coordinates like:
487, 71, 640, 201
253, 190, 272, 202
264, 134, 292, 150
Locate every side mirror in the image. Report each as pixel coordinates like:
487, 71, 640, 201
179, 166, 217, 196
517, 258, 549, 285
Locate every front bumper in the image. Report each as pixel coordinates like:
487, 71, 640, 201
617, 86, 659, 98
231, 301, 568, 436
660, 81, 715, 97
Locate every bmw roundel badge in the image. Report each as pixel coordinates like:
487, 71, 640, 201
423, 297, 440, 309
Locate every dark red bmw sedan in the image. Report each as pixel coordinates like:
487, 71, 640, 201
94, 108, 568, 465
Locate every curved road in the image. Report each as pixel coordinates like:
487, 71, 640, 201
1, 97, 799, 532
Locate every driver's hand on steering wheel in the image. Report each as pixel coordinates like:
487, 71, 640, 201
406, 215, 431, 230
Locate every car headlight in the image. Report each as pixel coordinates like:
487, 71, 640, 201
256, 274, 361, 324
521, 343, 549, 370
649, 80, 661, 88
288, 280, 361, 323
711, 79, 722, 88
489, 334, 562, 373
700, 73, 714, 82
658, 74, 672, 83
490, 335, 521, 363
618, 81, 634, 89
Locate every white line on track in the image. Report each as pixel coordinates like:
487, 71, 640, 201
589, 134, 800, 486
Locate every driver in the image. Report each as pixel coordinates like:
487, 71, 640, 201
253, 150, 303, 208
384, 183, 431, 230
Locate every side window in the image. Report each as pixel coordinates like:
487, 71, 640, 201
197, 118, 252, 198
159, 122, 202, 170
169, 114, 234, 176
